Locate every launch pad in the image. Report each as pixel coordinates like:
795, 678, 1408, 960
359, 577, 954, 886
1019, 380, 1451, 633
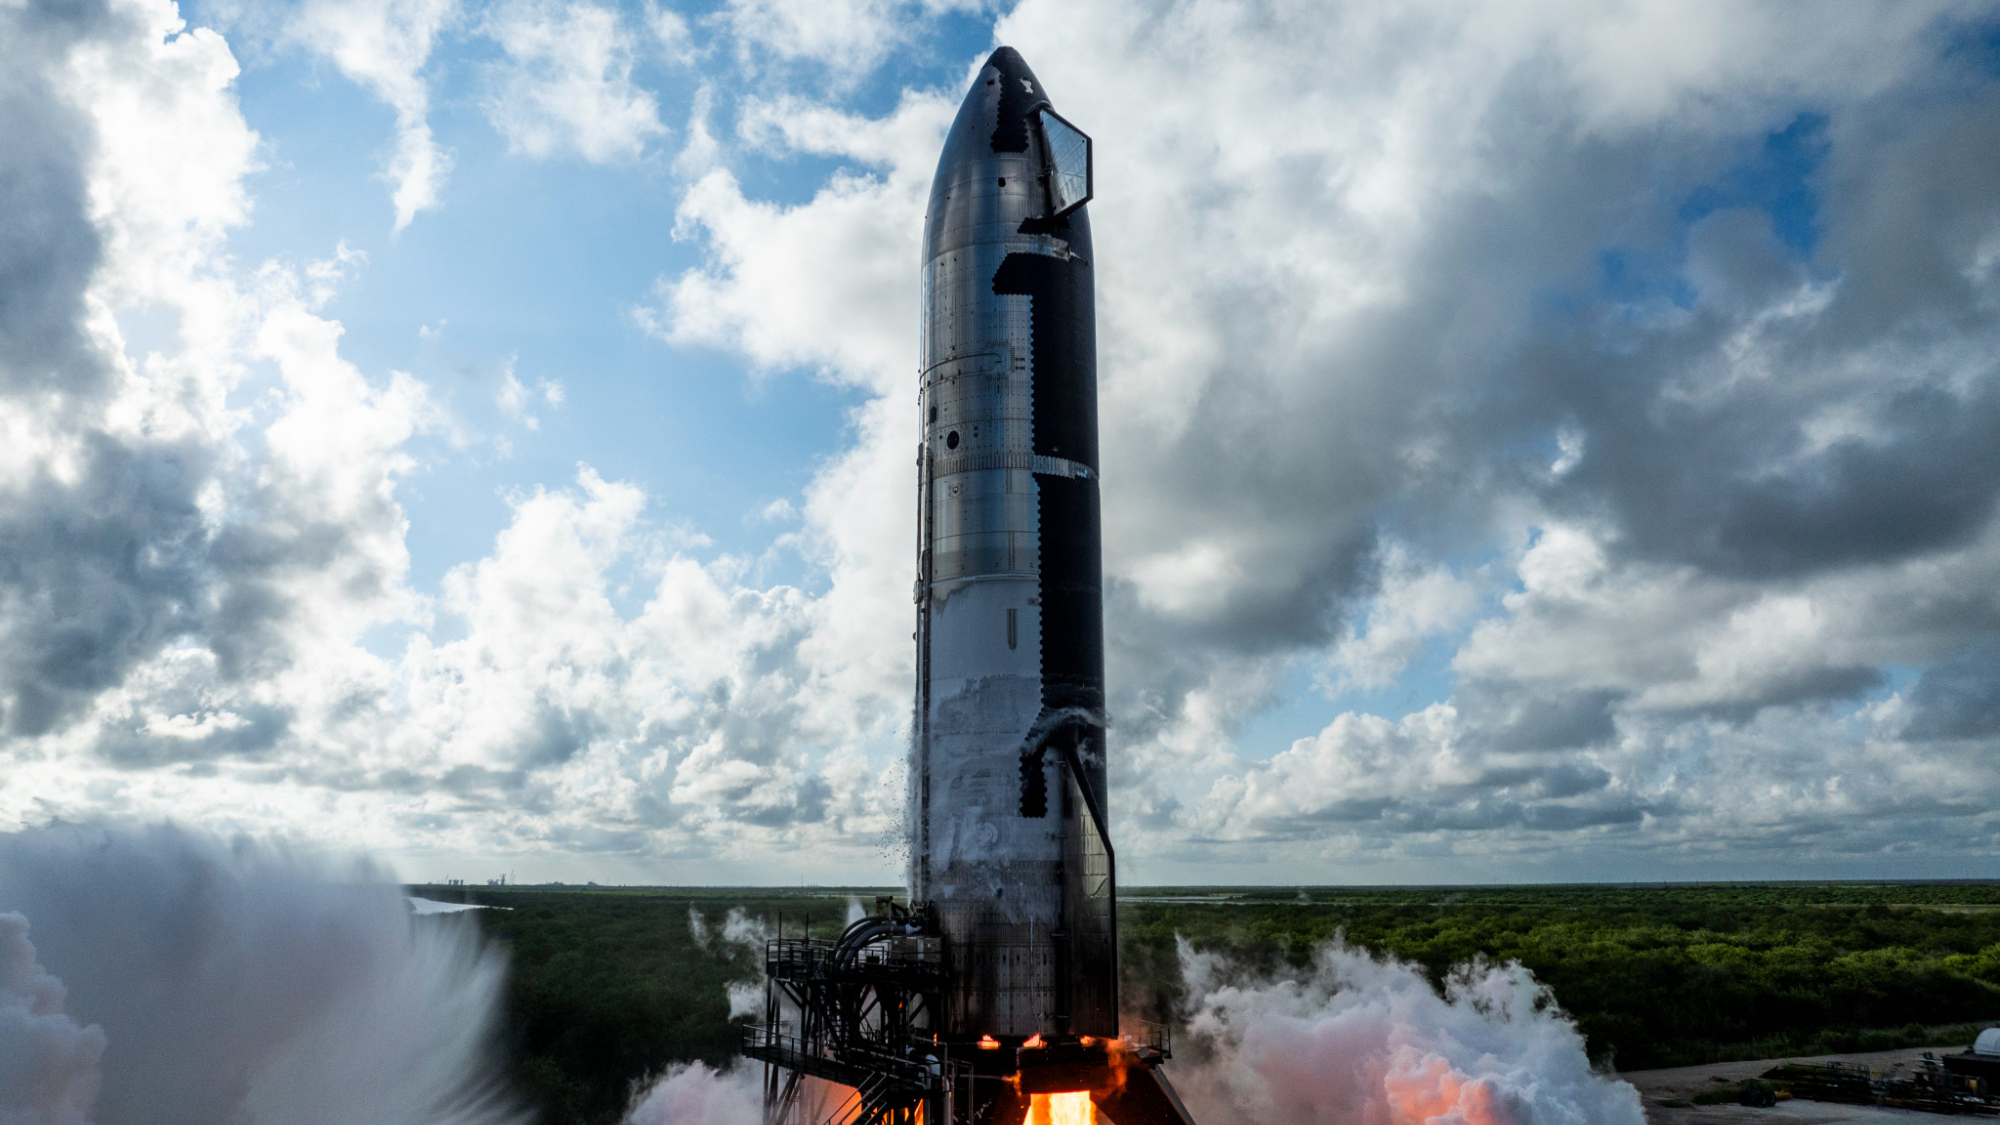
742, 903, 1194, 1125
744, 45, 1198, 1125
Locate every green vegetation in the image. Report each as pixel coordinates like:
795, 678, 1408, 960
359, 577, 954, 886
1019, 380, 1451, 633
1122, 884, 2000, 1072
416, 885, 886, 1125
415, 881, 2000, 1125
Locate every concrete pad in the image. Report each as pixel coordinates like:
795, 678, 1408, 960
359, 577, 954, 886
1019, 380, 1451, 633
1624, 1048, 1959, 1125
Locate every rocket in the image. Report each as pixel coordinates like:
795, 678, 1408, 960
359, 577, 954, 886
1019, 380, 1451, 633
910, 46, 1194, 1125
913, 41, 1110, 1046
744, 45, 1193, 1125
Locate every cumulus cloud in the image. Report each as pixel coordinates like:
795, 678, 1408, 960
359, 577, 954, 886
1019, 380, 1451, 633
0, 0, 255, 737
1322, 544, 1481, 693
0, 0, 861, 870
720, 0, 982, 78
1196, 703, 1644, 844
647, 90, 954, 386
639, 89, 957, 774
293, 0, 457, 230
480, 0, 667, 163
640, 0, 2000, 874
7, 0, 2000, 880
645, 1, 697, 68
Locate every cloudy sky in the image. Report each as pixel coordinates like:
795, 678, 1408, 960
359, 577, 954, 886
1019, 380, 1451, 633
5, 0, 2000, 886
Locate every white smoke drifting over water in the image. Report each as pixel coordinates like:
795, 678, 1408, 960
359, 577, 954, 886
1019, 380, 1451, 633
1171, 939, 1643, 1125
0, 824, 523, 1125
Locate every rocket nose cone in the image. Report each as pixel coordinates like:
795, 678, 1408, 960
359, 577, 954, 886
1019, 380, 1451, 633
932, 45, 1048, 176
926, 45, 1089, 255
975, 46, 1046, 155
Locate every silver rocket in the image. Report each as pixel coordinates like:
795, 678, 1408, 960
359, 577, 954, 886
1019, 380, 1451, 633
744, 46, 1194, 1125
911, 45, 1115, 1045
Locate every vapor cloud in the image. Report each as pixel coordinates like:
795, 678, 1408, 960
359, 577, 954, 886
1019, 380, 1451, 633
1171, 939, 1644, 1125
0, 824, 521, 1125
623, 1062, 763, 1125
0, 913, 104, 1125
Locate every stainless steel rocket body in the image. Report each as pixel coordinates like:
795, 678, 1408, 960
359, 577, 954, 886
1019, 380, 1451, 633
912, 47, 1115, 1042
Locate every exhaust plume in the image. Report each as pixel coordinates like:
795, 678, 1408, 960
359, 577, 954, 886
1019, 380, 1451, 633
0, 824, 523, 1125
623, 1061, 763, 1125
687, 906, 771, 1020
0, 912, 104, 1125
1169, 938, 1644, 1125
627, 929, 1640, 1125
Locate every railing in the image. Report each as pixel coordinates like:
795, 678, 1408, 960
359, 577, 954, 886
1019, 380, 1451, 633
743, 1024, 940, 1081
1126, 1018, 1173, 1059
743, 1022, 796, 1053
765, 936, 945, 980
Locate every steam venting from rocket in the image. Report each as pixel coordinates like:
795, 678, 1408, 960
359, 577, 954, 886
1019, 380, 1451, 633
0, 824, 522, 1125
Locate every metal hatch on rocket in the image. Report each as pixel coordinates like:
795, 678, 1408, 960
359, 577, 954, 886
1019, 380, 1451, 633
743, 47, 1198, 1125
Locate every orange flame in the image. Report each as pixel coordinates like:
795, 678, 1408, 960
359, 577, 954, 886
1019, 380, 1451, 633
1025, 1091, 1096, 1125
978, 1034, 1001, 1050
1384, 1052, 1505, 1125
1022, 1033, 1046, 1049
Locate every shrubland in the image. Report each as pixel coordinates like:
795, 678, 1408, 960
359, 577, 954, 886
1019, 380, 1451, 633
414, 882, 2000, 1125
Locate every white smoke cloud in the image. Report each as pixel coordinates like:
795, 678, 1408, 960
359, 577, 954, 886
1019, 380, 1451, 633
623, 1061, 762, 1125
0, 824, 521, 1125
688, 905, 772, 1019
623, 930, 1646, 1125
1171, 939, 1644, 1125
0, 914, 105, 1125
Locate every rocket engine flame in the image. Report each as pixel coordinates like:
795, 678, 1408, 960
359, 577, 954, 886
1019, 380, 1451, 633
1026, 1091, 1097, 1125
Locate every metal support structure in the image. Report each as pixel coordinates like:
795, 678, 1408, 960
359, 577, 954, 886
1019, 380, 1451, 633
744, 901, 966, 1125
745, 898, 1192, 1125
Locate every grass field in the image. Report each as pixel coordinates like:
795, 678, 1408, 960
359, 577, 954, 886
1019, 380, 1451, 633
412, 882, 2000, 1125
